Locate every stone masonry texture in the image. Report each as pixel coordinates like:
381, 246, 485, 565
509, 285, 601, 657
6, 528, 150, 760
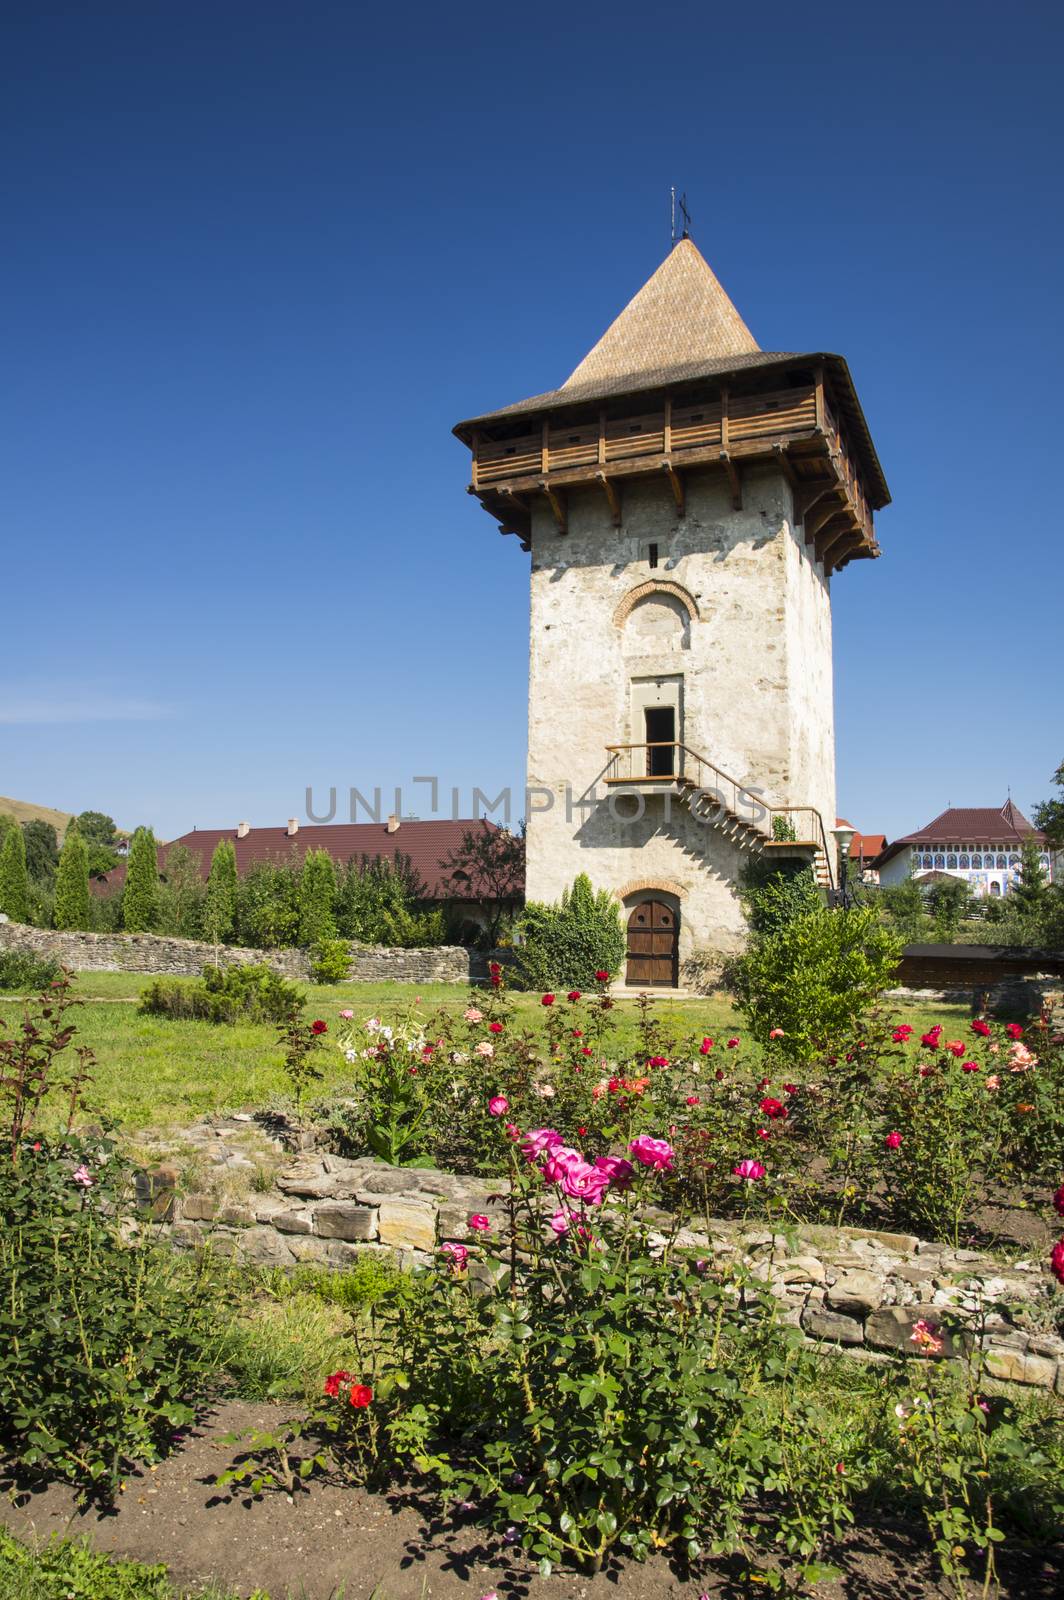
524, 466, 836, 963
0, 920, 486, 984
162, 1138, 1064, 1392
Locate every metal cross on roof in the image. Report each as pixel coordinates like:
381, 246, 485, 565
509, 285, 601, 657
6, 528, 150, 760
669, 187, 692, 245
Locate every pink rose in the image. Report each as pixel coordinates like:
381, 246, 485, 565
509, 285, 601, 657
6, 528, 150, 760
699, 1037, 714, 1054
464, 1007, 484, 1023
727, 1037, 739, 1049
768, 1028, 785, 1040
884, 1131, 902, 1150
441, 1241, 469, 1274
339, 1008, 354, 1019
475, 1041, 495, 1058
985, 1074, 1000, 1090
593, 1154, 634, 1190
487, 1096, 509, 1116
72, 1165, 93, 1187
521, 1127, 563, 1160
733, 1158, 766, 1181
629, 1135, 675, 1171
549, 1209, 571, 1236
468, 1214, 491, 1233
560, 1161, 610, 1203
541, 1145, 583, 1184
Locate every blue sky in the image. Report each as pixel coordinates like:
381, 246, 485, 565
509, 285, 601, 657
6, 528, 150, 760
3, 0, 1061, 843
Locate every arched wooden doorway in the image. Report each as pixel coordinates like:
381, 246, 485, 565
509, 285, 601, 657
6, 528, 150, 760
625, 900, 678, 988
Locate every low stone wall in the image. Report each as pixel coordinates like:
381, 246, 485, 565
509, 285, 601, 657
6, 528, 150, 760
0, 921, 311, 980
165, 1139, 1064, 1392
0, 920, 485, 985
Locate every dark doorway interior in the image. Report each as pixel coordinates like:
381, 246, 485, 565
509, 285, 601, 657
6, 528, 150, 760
644, 706, 676, 776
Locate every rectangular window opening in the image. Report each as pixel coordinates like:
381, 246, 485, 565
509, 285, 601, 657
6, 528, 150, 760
648, 542, 659, 569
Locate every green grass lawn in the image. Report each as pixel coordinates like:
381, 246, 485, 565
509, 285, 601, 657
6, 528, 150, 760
0, 969, 972, 1131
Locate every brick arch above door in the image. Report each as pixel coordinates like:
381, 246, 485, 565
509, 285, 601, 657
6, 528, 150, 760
615, 878, 689, 901
612, 580, 700, 628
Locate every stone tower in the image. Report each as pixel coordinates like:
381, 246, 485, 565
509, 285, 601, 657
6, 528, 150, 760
454, 240, 889, 987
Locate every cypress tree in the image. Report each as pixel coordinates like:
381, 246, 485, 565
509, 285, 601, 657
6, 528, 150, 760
123, 826, 159, 932
204, 839, 238, 945
54, 824, 90, 930
298, 848, 338, 946
0, 825, 29, 922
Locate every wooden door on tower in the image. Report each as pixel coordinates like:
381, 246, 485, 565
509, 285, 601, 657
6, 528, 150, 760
625, 901, 678, 988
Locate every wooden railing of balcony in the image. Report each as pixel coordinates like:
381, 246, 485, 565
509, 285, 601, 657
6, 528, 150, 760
469, 374, 876, 574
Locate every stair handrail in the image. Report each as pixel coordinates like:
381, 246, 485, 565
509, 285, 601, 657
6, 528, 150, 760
603, 742, 837, 891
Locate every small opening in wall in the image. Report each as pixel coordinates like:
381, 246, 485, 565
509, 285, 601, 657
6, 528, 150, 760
648, 543, 659, 569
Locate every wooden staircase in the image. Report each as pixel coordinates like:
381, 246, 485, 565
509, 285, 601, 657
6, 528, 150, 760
603, 742, 835, 892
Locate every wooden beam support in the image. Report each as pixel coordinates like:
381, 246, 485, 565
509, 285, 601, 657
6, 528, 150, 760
719, 450, 742, 510
817, 518, 856, 565
471, 429, 481, 491
824, 532, 863, 574
794, 481, 836, 525
804, 498, 843, 543
772, 442, 799, 493
597, 409, 606, 467
662, 461, 685, 518
597, 470, 621, 527
542, 482, 567, 535
814, 364, 826, 433
540, 419, 550, 475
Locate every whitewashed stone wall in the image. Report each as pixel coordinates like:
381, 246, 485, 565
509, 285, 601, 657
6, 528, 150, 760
525, 465, 835, 961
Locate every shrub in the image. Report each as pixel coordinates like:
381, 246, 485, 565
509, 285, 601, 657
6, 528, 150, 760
235, 860, 300, 949
310, 936, 351, 983
0, 947, 61, 992
517, 873, 625, 989
204, 838, 238, 945
155, 843, 206, 940
0, 824, 29, 922
21, 819, 59, 886
365, 1136, 856, 1578
335, 853, 445, 947
122, 826, 159, 932
0, 977, 222, 1500
298, 848, 338, 946
139, 962, 303, 1024
724, 902, 902, 1063
53, 824, 90, 930
738, 858, 821, 936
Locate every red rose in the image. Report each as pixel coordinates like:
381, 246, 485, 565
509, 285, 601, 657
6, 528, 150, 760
648, 1055, 669, 1068
699, 1038, 714, 1054
759, 1097, 788, 1120
1006, 1023, 1023, 1040
971, 1019, 991, 1037
311, 1020, 328, 1035
349, 1384, 373, 1409
594, 970, 610, 983
489, 1021, 504, 1034
1051, 1237, 1064, 1286
884, 1131, 902, 1150
567, 990, 582, 1002
541, 994, 555, 1006
323, 1370, 353, 1397
1054, 1183, 1064, 1219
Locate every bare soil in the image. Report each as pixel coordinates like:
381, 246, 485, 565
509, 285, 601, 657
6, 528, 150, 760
2, 1401, 1061, 1600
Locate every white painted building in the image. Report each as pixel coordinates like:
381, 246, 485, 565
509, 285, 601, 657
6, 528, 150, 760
454, 241, 890, 985
875, 801, 1052, 898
